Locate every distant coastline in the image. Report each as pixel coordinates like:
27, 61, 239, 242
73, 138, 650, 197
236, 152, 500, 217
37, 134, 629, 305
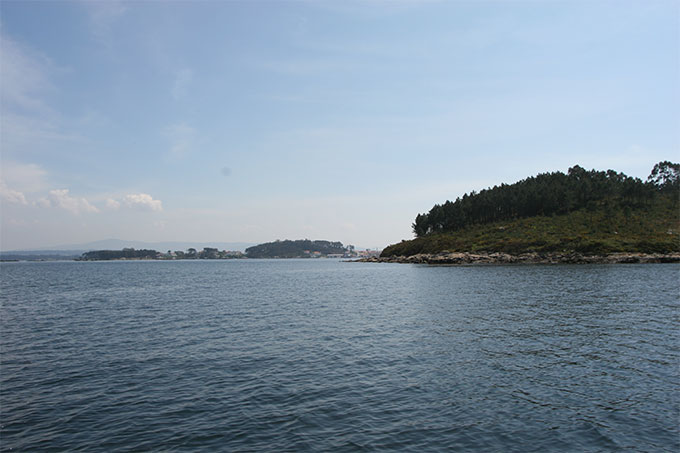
1, 243, 383, 262
68, 240, 383, 261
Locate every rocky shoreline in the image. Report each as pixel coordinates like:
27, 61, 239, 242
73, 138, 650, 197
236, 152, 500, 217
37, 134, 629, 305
355, 251, 680, 265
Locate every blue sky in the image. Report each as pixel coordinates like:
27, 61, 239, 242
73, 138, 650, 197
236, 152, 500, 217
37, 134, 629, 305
1, 0, 678, 250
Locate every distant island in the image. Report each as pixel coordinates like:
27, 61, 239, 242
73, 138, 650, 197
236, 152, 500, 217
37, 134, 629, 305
245, 239, 352, 258
73, 240, 381, 261
363, 161, 680, 264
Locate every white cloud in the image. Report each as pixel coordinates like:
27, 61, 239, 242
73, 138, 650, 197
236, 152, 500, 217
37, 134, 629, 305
102, 193, 163, 212
123, 193, 163, 212
37, 189, 99, 214
0, 180, 28, 205
106, 198, 121, 210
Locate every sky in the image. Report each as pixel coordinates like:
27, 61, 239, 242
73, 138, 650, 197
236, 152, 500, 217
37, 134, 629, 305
1, 0, 678, 251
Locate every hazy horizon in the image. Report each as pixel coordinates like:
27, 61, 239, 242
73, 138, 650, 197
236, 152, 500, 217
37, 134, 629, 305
0, 237, 382, 253
2, 1, 678, 250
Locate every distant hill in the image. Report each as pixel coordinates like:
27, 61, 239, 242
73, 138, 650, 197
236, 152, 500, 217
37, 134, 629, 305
382, 162, 679, 257
246, 240, 349, 258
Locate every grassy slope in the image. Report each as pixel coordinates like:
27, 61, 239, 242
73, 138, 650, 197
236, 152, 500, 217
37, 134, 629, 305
382, 197, 680, 257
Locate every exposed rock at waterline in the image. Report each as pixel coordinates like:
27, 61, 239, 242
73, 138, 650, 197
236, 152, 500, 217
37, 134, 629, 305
354, 252, 680, 265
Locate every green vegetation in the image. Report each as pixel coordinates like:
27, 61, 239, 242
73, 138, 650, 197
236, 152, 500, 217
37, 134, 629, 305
383, 162, 679, 257
78, 247, 245, 261
172, 248, 244, 259
245, 240, 350, 258
79, 249, 159, 260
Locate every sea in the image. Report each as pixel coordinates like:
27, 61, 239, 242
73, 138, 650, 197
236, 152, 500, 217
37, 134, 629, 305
1, 259, 678, 452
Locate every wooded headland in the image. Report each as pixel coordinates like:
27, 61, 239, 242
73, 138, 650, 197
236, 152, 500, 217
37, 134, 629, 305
378, 162, 679, 261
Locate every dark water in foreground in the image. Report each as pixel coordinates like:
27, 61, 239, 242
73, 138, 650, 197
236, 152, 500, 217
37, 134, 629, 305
1, 260, 678, 452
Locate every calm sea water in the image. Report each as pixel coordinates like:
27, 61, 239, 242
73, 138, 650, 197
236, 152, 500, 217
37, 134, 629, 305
1, 260, 678, 452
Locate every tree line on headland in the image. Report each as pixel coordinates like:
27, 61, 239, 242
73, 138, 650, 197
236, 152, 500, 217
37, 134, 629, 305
412, 162, 679, 237
382, 161, 679, 258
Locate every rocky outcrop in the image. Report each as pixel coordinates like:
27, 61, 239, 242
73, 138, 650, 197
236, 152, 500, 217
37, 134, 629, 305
355, 252, 680, 265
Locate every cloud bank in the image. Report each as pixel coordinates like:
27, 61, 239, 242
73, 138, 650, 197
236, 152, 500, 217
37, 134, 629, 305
0, 180, 28, 205
37, 189, 99, 214
7, 187, 164, 214
122, 193, 163, 212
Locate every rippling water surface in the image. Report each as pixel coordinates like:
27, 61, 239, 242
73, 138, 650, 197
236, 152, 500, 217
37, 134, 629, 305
1, 260, 678, 451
